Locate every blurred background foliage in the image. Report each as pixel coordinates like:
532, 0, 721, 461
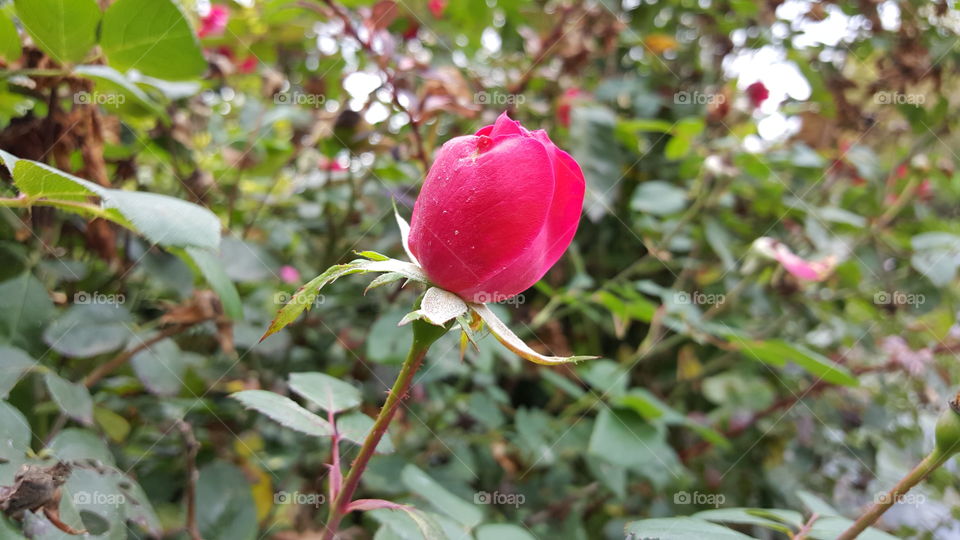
1, 0, 960, 538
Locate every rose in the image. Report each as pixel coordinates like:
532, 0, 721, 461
408, 112, 586, 303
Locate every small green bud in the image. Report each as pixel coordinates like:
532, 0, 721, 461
934, 394, 960, 458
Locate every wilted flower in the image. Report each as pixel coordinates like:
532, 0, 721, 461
408, 112, 586, 303
751, 237, 837, 282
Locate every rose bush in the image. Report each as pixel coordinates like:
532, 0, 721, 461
408, 113, 585, 303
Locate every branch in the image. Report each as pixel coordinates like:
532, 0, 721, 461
83, 324, 191, 388
177, 420, 202, 540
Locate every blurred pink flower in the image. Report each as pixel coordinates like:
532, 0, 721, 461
199, 5, 229, 38
279, 265, 301, 284
752, 237, 837, 282
880, 336, 933, 376
428, 0, 446, 18
557, 88, 585, 128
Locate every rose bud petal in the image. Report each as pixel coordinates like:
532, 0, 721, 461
408, 112, 585, 303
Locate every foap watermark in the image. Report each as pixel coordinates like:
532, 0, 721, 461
274, 291, 325, 306
874, 492, 925, 506
674, 490, 725, 508
75, 291, 126, 306
874, 290, 925, 307
875, 91, 925, 106
274, 491, 325, 507
275, 92, 326, 107
673, 291, 725, 306
73, 490, 126, 507
474, 91, 525, 106
75, 91, 126, 107
473, 292, 525, 306
474, 490, 525, 508
674, 90, 725, 105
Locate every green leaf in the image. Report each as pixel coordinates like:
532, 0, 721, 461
0, 11, 21, 62
569, 106, 626, 219
0, 345, 36, 398
44, 372, 94, 425
262, 258, 427, 340
196, 461, 258, 540
0, 402, 31, 487
184, 247, 243, 319
288, 372, 362, 414
13, 0, 100, 64
73, 64, 168, 119
368, 507, 450, 540
910, 232, 960, 286
727, 335, 859, 386
631, 181, 688, 216
336, 410, 394, 453
100, 0, 207, 80
587, 408, 682, 486
94, 406, 131, 443
231, 390, 332, 436
401, 464, 484, 528
0, 401, 31, 452
101, 189, 221, 250
795, 489, 840, 517
0, 273, 54, 354
615, 388, 730, 449
808, 516, 898, 540
42, 303, 133, 358
695, 508, 803, 533
367, 309, 413, 365
0, 149, 99, 200
48, 427, 114, 464
625, 517, 754, 539
475, 524, 537, 540
0, 151, 222, 250
130, 338, 189, 396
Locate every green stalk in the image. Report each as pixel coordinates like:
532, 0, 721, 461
839, 398, 960, 539
837, 450, 948, 539
323, 318, 447, 539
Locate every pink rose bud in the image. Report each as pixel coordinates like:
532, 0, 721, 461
279, 265, 301, 284
408, 113, 586, 303
198, 5, 229, 38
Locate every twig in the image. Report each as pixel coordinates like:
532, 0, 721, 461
323, 321, 446, 539
838, 451, 948, 539
83, 324, 191, 388
507, 5, 575, 96
794, 512, 818, 539
313, 0, 430, 170
679, 364, 895, 462
177, 420, 202, 540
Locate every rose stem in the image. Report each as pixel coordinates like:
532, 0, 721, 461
837, 449, 948, 539
323, 318, 447, 539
